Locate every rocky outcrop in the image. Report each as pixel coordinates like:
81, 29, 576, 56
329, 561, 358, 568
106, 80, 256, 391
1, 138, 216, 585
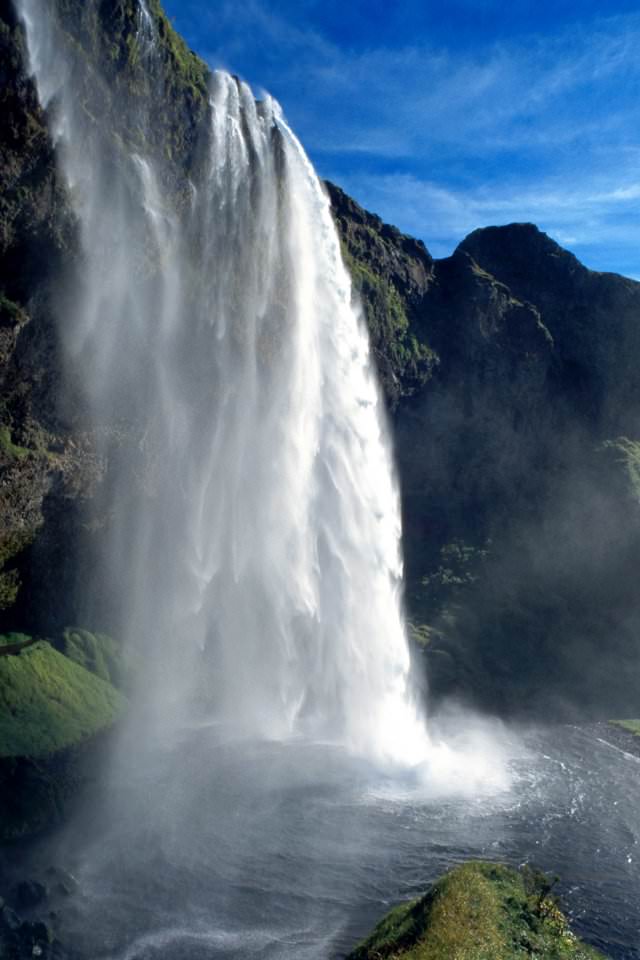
327, 182, 437, 406
0, 868, 79, 958
0, 0, 76, 620
330, 185, 640, 719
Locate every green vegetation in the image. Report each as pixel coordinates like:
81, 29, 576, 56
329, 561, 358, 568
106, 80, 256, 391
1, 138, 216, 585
0, 632, 34, 655
347, 862, 605, 960
0, 567, 20, 610
0, 640, 126, 758
0, 291, 27, 324
610, 719, 640, 737
0, 632, 31, 647
147, 0, 209, 101
0, 530, 35, 611
407, 622, 441, 649
421, 539, 491, 594
343, 245, 437, 400
58, 627, 127, 689
0, 424, 29, 460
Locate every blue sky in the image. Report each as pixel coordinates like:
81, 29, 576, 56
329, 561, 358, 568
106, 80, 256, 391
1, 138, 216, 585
163, 0, 640, 278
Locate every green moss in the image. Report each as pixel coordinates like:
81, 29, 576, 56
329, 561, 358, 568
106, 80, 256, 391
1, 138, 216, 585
147, 0, 209, 101
342, 245, 437, 401
0, 640, 126, 758
0, 291, 27, 324
0, 529, 37, 611
59, 627, 127, 689
50, 0, 210, 194
407, 622, 439, 648
422, 540, 491, 592
0, 568, 20, 610
610, 719, 640, 737
347, 862, 606, 960
0, 424, 29, 459
0, 631, 31, 648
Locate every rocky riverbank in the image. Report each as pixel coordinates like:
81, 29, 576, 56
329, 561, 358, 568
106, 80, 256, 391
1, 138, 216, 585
0, 867, 81, 960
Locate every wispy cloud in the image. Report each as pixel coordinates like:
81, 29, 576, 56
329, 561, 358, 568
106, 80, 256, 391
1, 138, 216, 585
185, 3, 640, 160
335, 168, 640, 275
165, 0, 640, 275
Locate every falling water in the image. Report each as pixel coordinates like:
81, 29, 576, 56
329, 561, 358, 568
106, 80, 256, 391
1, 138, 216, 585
16, 0, 430, 765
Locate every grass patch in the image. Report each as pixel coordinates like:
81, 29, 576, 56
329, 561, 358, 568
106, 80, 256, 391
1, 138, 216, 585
0, 632, 31, 648
610, 719, 640, 737
58, 627, 127, 689
347, 862, 605, 960
0, 640, 126, 758
0, 424, 29, 459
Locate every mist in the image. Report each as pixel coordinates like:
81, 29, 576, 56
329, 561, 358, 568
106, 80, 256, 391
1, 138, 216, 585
1, 2, 639, 959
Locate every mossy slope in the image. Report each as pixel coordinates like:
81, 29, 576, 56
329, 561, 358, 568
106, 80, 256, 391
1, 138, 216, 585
56, 626, 127, 690
348, 862, 605, 960
0, 640, 125, 757
610, 719, 640, 737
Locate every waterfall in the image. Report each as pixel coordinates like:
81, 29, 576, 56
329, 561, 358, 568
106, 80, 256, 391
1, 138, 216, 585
16, 0, 430, 765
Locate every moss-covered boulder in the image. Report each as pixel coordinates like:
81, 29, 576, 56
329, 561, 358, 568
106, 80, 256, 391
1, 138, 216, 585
0, 637, 126, 841
0, 639, 125, 758
347, 862, 606, 960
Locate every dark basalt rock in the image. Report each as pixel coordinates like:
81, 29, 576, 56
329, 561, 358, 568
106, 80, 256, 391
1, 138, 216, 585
0, 862, 81, 960
10, 881, 48, 911
1, 904, 22, 932
0, 0, 211, 638
326, 181, 438, 407
0, 911, 71, 960
330, 189, 640, 719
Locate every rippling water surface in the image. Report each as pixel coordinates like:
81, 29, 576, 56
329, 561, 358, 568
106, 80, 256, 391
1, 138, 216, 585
36, 723, 640, 959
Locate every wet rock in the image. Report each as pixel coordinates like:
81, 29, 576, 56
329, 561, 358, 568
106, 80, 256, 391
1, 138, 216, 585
51, 940, 68, 960
11, 880, 48, 911
45, 866, 79, 898
1, 903, 22, 931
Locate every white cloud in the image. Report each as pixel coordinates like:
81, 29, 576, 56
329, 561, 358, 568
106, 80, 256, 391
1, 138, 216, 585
194, 4, 640, 160
334, 168, 640, 273
171, 0, 640, 274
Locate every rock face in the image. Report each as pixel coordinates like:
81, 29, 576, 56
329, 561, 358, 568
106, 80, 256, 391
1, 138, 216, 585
1, 0, 639, 721
329, 183, 640, 719
0, 0, 209, 638
0, 868, 76, 959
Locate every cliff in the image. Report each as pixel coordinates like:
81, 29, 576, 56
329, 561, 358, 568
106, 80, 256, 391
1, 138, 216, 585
1, 0, 640, 724
328, 183, 640, 719
0, 0, 209, 635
